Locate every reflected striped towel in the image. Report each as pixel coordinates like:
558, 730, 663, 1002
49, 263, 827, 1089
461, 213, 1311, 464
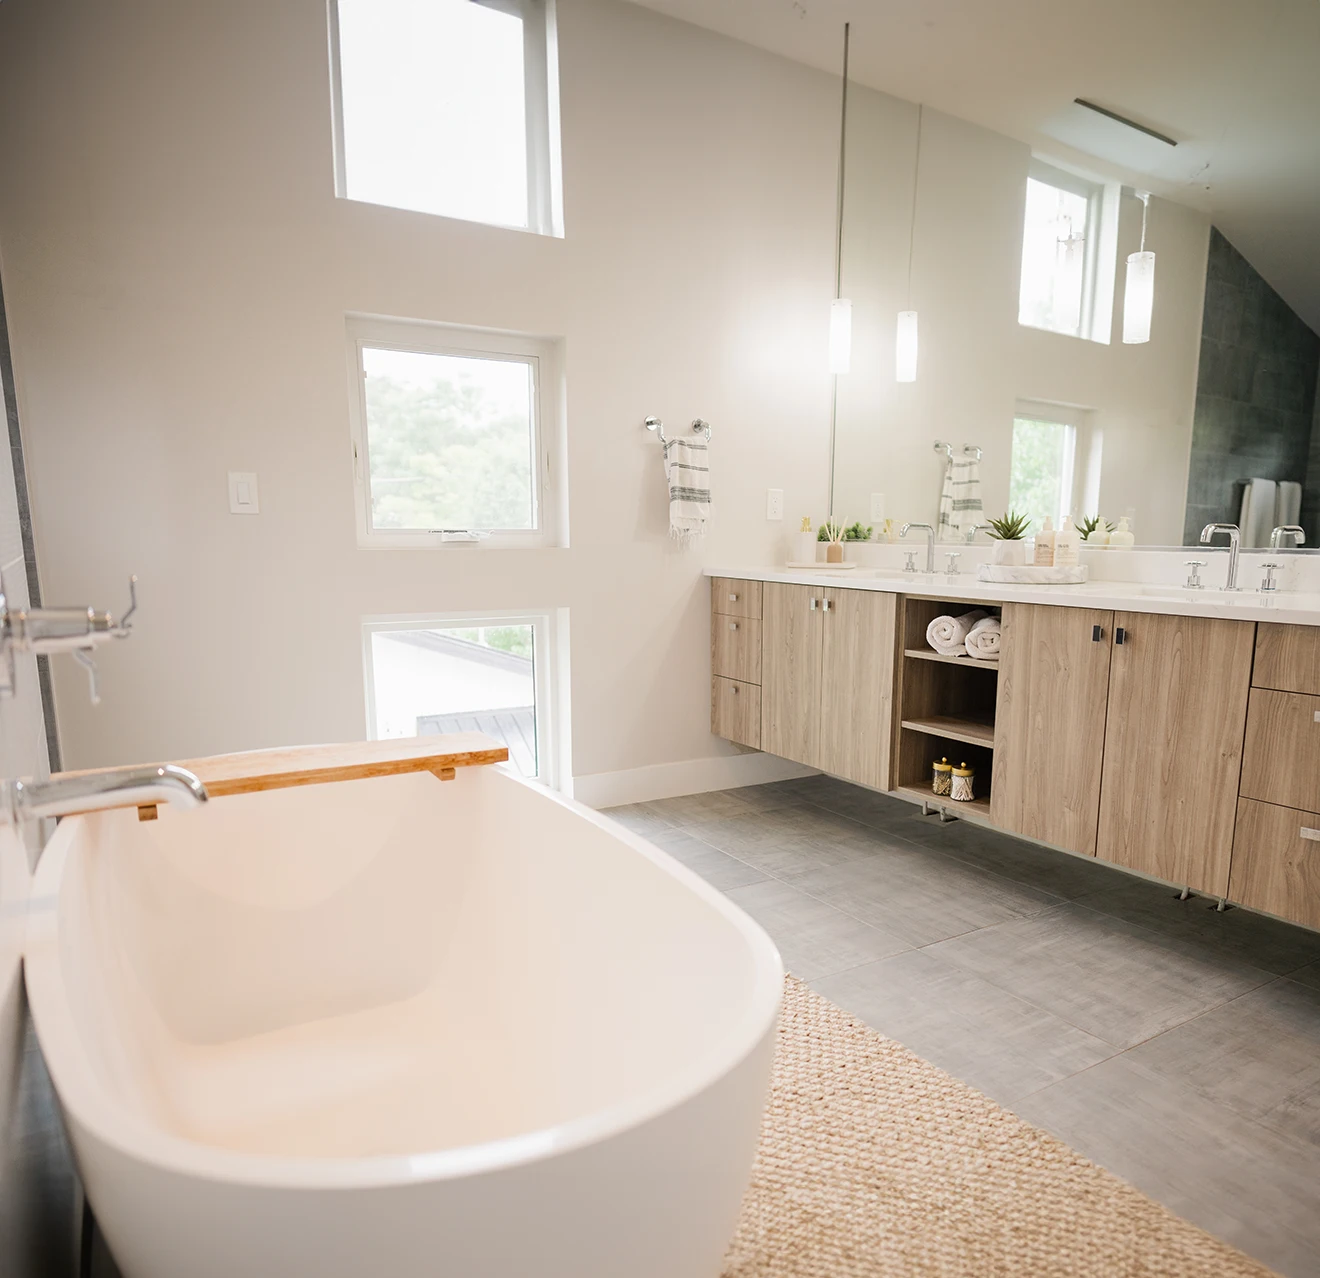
664, 436, 710, 539
938, 456, 984, 541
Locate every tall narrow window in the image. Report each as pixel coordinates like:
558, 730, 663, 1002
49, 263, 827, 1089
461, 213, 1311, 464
364, 612, 560, 786
1010, 412, 1076, 526
346, 316, 563, 547
330, 0, 561, 235
1018, 160, 1105, 340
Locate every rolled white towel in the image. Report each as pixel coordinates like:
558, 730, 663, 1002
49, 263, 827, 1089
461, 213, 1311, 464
965, 616, 1001, 661
926, 610, 988, 655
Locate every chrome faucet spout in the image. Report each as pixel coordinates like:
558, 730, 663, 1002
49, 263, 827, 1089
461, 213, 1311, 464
1200, 523, 1242, 591
965, 524, 994, 544
900, 522, 936, 573
1, 764, 208, 825
1270, 525, 1306, 550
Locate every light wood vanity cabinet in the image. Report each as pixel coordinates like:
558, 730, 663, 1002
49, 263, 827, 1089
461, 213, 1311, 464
759, 582, 896, 789
991, 604, 1113, 856
1240, 688, 1320, 812
710, 578, 762, 750
1228, 798, 1320, 932
1096, 612, 1255, 896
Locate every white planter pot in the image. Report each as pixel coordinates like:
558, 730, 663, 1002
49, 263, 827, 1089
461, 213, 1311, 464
991, 539, 1027, 566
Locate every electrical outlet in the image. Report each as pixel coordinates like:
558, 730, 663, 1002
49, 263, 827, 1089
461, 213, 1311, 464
870, 492, 886, 522
766, 488, 784, 521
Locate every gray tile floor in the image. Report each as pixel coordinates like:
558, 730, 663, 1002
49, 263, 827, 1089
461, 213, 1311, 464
606, 774, 1320, 1278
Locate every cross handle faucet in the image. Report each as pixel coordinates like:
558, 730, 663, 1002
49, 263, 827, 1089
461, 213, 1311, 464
900, 523, 936, 574
1199, 523, 1241, 592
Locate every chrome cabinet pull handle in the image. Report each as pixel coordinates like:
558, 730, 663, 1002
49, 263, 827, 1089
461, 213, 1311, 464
728, 593, 738, 603
1313, 711, 1320, 724
728, 622, 739, 631
809, 598, 818, 611
731, 684, 739, 695
822, 599, 832, 613
1301, 827, 1320, 842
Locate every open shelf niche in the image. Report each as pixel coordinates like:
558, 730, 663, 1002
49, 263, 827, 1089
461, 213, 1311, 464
894, 595, 1001, 817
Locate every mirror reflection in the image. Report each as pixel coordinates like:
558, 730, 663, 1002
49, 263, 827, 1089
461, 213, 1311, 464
830, 57, 1319, 551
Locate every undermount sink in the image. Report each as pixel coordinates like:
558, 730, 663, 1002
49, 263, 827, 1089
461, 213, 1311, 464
1134, 584, 1266, 601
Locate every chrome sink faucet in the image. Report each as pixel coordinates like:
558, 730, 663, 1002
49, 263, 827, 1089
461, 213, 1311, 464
0, 764, 207, 827
1200, 523, 1242, 591
901, 522, 936, 573
1270, 525, 1306, 549
965, 524, 994, 544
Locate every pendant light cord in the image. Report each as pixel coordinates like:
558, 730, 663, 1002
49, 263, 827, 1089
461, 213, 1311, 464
905, 105, 923, 305
833, 23, 850, 299
1138, 189, 1150, 253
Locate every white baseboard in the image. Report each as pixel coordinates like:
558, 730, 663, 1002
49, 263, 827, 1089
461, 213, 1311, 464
572, 752, 818, 810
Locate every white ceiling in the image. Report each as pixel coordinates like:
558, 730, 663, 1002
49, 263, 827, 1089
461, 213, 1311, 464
627, 0, 1320, 335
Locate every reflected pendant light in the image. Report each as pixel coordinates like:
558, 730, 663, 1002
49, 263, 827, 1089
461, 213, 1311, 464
897, 105, 924, 382
1123, 190, 1155, 344
829, 23, 852, 374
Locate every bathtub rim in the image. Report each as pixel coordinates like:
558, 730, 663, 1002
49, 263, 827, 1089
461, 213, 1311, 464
24, 769, 784, 1190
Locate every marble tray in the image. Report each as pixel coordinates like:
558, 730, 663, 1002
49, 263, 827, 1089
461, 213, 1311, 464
977, 564, 1089, 585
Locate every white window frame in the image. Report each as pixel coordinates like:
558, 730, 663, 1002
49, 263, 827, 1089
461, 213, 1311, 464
346, 314, 565, 549
327, 0, 563, 237
362, 608, 564, 790
1019, 159, 1118, 344
1012, 398, 1100, 524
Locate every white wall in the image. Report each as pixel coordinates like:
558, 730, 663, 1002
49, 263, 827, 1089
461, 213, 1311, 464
831, 83, 1210, 547
0, 0, 839, 788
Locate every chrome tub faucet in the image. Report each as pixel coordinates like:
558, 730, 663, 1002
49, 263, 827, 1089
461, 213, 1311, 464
0, 765, 207, 826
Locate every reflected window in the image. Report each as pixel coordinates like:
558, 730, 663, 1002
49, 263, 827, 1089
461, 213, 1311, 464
1010, 413, 1076, 527
364, 614, 558, 785
1018, 161, 1104, 340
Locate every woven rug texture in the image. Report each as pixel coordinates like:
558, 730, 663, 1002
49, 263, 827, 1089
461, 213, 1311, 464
722, 977, 1275, 1278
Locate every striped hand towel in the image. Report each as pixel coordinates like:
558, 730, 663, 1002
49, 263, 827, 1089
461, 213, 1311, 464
664, 436, 710, 539
938, 456, 984, 541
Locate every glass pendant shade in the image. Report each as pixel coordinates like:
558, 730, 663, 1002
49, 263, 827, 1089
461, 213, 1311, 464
896, 310, 918, 382
829, 298, 852, 374
1123, 250, 1155, 344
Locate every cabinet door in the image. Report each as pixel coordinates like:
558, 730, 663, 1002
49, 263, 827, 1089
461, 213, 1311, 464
818, 588, 897, 789
991, 603, 1114, 855
1096, 612, 1254, 896
760, 583, 824, 767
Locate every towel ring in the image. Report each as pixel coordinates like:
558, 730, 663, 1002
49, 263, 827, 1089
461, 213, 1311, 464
645, 416, 711, 446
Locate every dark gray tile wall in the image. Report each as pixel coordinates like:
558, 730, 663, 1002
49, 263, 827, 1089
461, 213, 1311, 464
1182, 228, 1320, 545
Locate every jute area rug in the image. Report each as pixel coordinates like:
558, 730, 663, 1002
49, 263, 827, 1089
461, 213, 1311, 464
723, 977, 1275, 1277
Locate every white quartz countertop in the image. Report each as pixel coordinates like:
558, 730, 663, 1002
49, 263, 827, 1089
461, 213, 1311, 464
706, 565, 1320, 626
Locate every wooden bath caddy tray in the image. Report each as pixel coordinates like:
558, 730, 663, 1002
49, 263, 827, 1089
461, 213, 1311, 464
54, 733, 509, 819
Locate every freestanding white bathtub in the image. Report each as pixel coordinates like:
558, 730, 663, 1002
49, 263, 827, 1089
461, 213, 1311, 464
24, 764, 783, 1278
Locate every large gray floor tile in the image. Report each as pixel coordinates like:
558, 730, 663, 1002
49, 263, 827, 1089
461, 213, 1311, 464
1290, 962, 1320, 991
928, 902, 1276, 1049
600, 801, 677, 837
1074, 875, 1320, 976
1013, 1055, 1320, 1278
791, 850, 1063, 948
725, 879, 910, 981
813, 949, 1115, 1105
635, 784, 802, 826
1124, 976, 1320, 1148
680, 806, 884, 878
643, 828, 767, 891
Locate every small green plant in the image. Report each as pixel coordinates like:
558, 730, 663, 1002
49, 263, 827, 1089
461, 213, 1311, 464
817, 518, 844, 543
842, 520, 873, 542
987, 511, 1032, 541
1077, 514, 1114, 541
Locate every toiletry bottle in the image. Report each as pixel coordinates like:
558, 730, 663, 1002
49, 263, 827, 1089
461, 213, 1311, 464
1054, 515, 1080, 567
1089, 519, 1110, 547
1108, 516, 1135, 548
1034, 516, 1055, 566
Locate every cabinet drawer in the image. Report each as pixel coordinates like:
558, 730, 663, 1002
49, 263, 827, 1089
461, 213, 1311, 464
1254, 624, 1320, 695
1240, 687, 1320, 811
1228, 797, 1320, 931
712, 615, 762, 684
712, 677, 760, 749
711, 578, 761, 620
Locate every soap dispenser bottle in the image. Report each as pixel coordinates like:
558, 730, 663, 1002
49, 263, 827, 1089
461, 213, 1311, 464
1108, 516, 1135, 549
1054, 515, 1080, 567
1034, 516, 1056, 566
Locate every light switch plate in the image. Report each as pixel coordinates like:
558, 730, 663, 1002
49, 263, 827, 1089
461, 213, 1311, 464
870, 492, 886, 522
766, 488, 784, 521
228, 472, 259, 514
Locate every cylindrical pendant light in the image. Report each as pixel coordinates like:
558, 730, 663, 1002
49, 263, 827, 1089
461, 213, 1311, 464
1123, 190, 1155, 344
829, 23, 851, 374
898, 105, 923, 382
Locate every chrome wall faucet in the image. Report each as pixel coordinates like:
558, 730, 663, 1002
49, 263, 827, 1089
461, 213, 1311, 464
1199, 523, 1242, 591
0, 765, 207, 827
900, 522, 936, 573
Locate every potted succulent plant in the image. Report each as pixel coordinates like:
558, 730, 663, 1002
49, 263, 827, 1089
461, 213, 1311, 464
987, 511, 1031, 566
842, 520, 873, 542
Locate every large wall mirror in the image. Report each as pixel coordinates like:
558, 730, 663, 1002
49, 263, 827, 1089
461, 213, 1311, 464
828, 22, 1320, 551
